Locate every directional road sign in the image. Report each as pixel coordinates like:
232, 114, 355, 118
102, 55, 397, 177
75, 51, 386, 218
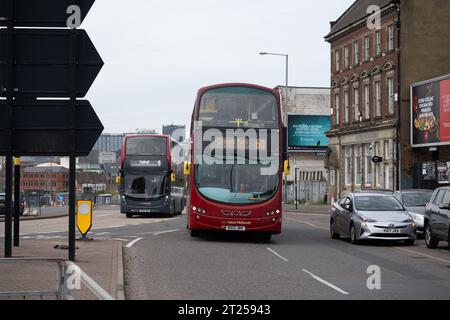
0, 29, 103, 97
0, 0, 95, 27
0, 100, 103, 156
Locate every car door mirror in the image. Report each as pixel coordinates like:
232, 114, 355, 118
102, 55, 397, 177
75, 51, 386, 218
439, 203, 450, 210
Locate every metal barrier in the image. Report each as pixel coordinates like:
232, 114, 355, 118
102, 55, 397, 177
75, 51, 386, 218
0, 258, 114, 300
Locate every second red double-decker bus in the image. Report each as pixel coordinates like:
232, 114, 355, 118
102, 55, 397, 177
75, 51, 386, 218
184, 83, 288, 240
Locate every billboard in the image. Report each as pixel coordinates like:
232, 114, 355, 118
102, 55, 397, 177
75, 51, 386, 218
411, 74, 450, 147
287, 115, 331, 152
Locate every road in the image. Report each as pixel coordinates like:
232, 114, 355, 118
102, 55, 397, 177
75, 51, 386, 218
1, 206, 449, 300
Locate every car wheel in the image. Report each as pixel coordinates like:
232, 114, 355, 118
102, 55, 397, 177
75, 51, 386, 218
404, 239, 415, 246
330, 220, 340, 239
259, 233, 272, 242
126, 213, 133, 219
190, 229, 201, 237
350, 224, 359, 245
425, 223, 439, 249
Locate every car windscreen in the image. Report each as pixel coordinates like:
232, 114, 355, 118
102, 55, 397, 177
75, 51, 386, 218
402, 192, 433, 207
355, 195, 405, 211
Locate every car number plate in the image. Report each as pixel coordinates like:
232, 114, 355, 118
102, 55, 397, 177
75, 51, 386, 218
139, 209, 152, 213
383, 229, 400, 233
225, 226, 246, 231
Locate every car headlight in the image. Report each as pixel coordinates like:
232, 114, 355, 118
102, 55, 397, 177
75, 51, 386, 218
410, 213, 424, 223
360, 215, 376, 223
403, 216, 414, 223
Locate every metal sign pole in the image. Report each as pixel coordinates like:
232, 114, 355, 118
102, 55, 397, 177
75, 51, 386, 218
68, 29, 77, 262
13, 157, 21, 247
4, 0, 14, 258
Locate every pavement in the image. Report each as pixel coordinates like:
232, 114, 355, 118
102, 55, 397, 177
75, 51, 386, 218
0, 206, 68, 222
0, 238, 124, 300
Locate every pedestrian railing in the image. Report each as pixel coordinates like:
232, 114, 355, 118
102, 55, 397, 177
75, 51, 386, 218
0, 258, 114, 300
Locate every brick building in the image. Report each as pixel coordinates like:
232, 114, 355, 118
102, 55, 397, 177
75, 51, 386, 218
21, 164, 69, 195
325, 0, 450, 202
325, 0, 399, 202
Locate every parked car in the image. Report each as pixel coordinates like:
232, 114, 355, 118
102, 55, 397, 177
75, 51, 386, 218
330, 192, 416, 245
394, 189, 433, 237
0, 192, 25, 216
424, 187, 450, 249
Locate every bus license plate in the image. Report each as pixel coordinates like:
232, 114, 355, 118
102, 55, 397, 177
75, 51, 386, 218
226, 226, 246, 232
383, 229, 400, 233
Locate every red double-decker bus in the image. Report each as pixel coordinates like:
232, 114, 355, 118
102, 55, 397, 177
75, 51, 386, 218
118, 134, 185, 218
184, 83, 288, 240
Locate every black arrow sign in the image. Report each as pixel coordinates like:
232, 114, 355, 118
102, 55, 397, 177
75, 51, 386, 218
0, 0, 95, 28
0, 100, 104, 156
0, 29, 103, 98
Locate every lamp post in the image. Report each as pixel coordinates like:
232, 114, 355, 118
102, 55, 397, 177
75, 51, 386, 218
259, 52, 289, 204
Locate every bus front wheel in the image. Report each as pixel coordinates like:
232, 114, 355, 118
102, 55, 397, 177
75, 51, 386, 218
190, 230, 201, 237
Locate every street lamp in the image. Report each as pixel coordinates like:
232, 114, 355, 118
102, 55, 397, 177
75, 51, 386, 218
259, 52, 289, 117
260, 51, 289, 204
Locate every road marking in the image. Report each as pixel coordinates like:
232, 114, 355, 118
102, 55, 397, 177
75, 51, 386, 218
285, 211, 329, 216
92, 225, 126, 231
153, 229, 180, 236
126, 237, 143, 248
267, 248, 289, 262
286, 217, 329, 231
112, 238, 129, 242
395, 247, 450, 264
302, 269, 350, 295
94, 232, 110, 236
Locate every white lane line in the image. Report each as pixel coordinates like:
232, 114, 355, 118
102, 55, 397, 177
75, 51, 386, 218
286, 217, 329, 231
112, 238, 128, 242
267, 248, 289, 262
395, 247, 450, 264
302, 269, 350, 295
153, 229, 180, 236
96, 214, 109, 218
94, 232, 110, 236
91, 225, 125, 231
285, 211, 330, 216
126, 237, 144, 248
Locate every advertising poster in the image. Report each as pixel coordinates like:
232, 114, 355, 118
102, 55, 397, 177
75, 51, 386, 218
288, 115, 330, 151
412, 75, 450, 147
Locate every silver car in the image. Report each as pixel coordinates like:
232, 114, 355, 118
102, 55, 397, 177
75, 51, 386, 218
394, 189, 433, 237
330, 193, 416, 245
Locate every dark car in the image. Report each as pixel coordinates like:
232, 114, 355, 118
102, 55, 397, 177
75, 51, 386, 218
424, 187, 450, 249
394, 189, 433, 237
0, 192, 25, 216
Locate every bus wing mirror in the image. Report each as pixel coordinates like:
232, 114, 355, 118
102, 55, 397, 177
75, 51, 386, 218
171, 172, 176, 182
184, 162, 191, 176
283, 160, 291, 176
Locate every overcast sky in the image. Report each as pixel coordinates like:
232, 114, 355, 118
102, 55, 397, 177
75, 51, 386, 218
83, 0, 355, 133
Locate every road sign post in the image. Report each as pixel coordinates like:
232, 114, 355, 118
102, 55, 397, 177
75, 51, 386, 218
13, 157, 20, 247
0, 1, 103, 260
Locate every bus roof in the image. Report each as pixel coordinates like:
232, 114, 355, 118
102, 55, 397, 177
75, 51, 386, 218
196, 83, 279, 96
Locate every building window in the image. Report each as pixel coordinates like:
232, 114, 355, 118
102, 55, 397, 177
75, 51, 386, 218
384, 164, 390, 190
345, 146, 352, 186
388, 25, 394, 51
365, 144, 372, 186
354, 145, 361, 186
344, 90, 349, 124
374, 80, 381, 117
384, 140, 390, 160
364, 84, 370, 120
334, 93, 340, 125
375, 31, 381, 56
375, 142, 382, 187
364, 36, 370, 61
329, 170, 336, 186
344, 46, 350, 69
353, 41, 359, 65
387, 77, 394, 114
353, 86, 360, 122
335, 49, 340, 72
